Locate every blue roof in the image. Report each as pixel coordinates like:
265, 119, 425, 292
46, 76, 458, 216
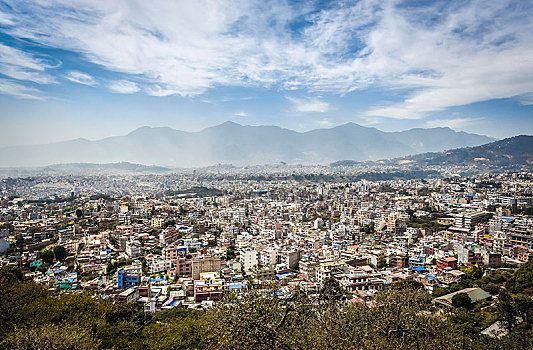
498, 216, 515, 223
412, 267, 426, 271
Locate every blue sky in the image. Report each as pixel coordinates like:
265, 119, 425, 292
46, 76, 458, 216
0, 0, 532, 146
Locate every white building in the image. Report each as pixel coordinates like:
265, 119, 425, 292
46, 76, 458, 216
125, 240, 142, 258
240, 247, 258, 274
149, 259, 172, 274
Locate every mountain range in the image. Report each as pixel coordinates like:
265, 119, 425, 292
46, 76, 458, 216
0, 121, 495, 167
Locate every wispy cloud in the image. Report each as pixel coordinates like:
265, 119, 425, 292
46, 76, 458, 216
65, 71, 96, 86
0, 0, 531, 119
0, 78, 43, 99
287, 96, 329, 113
221, 96, 256, 102
0, 43, 57, 84
234, 112, 248, 117
425, 118, 482, 130
0, 11, 14, 26
108, 80, 139, 94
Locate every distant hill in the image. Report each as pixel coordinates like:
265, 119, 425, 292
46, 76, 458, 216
0, 162, 170, 176
0, 121, 494, 167
331, 135, 533, 168
410, 135, 533, 167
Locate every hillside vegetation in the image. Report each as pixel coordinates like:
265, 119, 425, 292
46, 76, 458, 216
2, 262, 533, 349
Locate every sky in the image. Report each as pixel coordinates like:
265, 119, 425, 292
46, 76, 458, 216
0, 0, 532, 147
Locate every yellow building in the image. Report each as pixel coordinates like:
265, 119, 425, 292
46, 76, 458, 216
151, 217, 164, 228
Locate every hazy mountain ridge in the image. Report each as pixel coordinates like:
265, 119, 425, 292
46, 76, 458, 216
0, 121, 494, 167
411, 135, 533, 167
331, 135, 533, 168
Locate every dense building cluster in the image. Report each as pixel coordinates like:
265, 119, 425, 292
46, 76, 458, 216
1, 171, 532, 313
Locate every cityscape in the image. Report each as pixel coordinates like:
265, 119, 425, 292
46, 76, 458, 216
1, 0, 533, 349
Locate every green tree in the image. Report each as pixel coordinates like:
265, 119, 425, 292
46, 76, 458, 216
505, 260, 533, 295
53, 245, 68, 261
40, 249, 55, 264
319, 278, 345, 303
452, 292, 472, 309
0, 267, 47, 341
0, 266, 25, 283
2, 324, 97, 350
432, 287, 448, 297
514, 293, 533, 324
497, 290, 519, 331
396, 279, 424, 290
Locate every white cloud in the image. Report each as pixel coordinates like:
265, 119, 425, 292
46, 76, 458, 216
108, 80, 139, 94
0, 0, 532, 118
424, 118, 482, 130
65, 71, 96, 86
0, 43, 57, 84
0, 78, 43, 99
287, 96, 329, 113
234, 112, 248, 117
0, 11, 14, 26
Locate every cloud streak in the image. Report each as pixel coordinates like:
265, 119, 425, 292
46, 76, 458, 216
0, 78, 43, 99
65, 71, 96, 86
287, 96, 330, 113
425, 117, 482, 130
0, 0, 531, 119
0, 43, 57, 84
108, 80, 139, 94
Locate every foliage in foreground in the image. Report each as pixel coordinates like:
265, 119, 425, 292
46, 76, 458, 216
1, 266, 533, 350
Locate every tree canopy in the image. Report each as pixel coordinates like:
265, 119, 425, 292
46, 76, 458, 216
1, 266, 533, 350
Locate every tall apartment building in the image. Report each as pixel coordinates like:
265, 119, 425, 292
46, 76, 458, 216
240, 247, 258, 274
